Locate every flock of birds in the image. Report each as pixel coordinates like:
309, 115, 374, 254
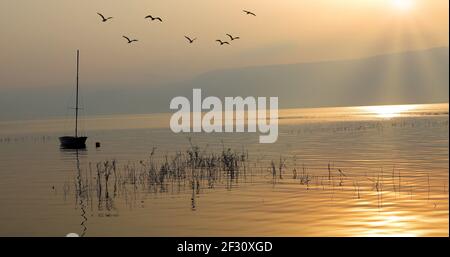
96, 9, 256, 46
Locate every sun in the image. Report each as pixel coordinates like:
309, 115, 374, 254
391, 0, 414, 11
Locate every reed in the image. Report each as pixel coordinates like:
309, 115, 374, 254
58, 144, 444, 216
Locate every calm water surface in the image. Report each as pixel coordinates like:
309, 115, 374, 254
0, 103, 448, 236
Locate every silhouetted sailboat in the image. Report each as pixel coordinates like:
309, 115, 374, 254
59, 50, 87, 149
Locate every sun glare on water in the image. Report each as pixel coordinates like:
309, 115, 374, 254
363, 105, 417, 118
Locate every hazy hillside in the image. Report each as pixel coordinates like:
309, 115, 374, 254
1, 47, 448, 120
177, 47, 449, 108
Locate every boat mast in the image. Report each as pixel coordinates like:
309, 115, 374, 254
75, 50, 79, 138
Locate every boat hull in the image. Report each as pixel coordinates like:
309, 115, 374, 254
59, 136, 87, 149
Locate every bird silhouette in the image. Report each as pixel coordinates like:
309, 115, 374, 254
243, 10, 256, 16
97, 12, 113, 22
184, 36, 197, 44
123, 36, 138, 44
226, 34, 240, 41
216, 40, 230, 45
145, 15, 163, 22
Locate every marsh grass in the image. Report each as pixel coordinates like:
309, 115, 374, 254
61, 143, 447, 217
67, 144, 250, 212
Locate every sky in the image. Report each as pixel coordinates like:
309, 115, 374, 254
0, 0, 448, 90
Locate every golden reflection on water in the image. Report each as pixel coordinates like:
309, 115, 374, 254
0, 103, 447, 135
345, 199, 423, 237
0, 103, 448, 236
362, 104, 418, 119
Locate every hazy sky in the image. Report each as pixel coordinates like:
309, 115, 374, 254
0, 0, 448, 90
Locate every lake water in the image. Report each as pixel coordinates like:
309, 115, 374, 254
0, 103, 448, 236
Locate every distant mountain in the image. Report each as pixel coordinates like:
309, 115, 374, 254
0, 47, 448, 121
176, 47, 449, 108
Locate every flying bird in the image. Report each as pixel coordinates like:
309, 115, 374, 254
123, 36, 138, 44
145, 15, 163, 22
216, 40, 230, 45
97, 12, 113, 22
226, 34, 240, 41
243, 10, 256, 16
184, 36, 197, 44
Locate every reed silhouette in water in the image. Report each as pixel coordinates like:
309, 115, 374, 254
60, 144, 248, 216
56, 140, 443, 222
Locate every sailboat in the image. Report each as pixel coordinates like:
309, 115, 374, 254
59, 50, 87, 149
